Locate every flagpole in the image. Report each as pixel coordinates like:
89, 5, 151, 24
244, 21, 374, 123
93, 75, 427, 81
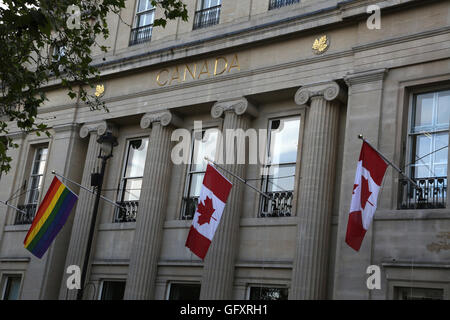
358, 135, 421, 189
0, 200, 27, 214
51, 171, 124, 210
204, 157, 271, 199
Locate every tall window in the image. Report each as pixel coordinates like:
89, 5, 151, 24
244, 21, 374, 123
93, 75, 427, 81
193, 0, 221, 30
269, 0, 300, 10
181, 129, 219, 219
260, 116, 300, 217
129, 0, 155, 46
168, 283, 201, 300
16, 146, 48, 224
114, 138, 148, 223
1, 275, 22, 300
99, 280, 126, 300
399, 89, 449, 209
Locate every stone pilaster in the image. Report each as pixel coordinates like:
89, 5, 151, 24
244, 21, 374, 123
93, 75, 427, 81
123, 110, 181, 300
290, 81, 346, 299
333, 69, 387, 299
58, 121, 116, 300
199, 97, 257, 300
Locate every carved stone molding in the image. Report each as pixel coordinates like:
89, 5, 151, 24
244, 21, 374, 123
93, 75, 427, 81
79, 121, 117, 139
53, 123, 80, 134
344, 68, 388, 86
5, 131, 26, 140
295, 81, 347, 106
211, 97, 258, 119
140, 110, 182, 129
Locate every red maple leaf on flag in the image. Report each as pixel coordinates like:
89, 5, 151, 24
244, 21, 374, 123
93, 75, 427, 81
197, 196, 216, 226
360, 176, 373, 209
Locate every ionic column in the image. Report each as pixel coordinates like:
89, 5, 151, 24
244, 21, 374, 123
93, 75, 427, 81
290, 81, 346, 299
124, 110, 181, 300
199, 97, 258, 300
59, 121, 116, 300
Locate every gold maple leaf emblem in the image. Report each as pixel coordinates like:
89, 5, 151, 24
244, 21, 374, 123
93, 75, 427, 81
312, 35, 329, 54
95, 84, 105, 97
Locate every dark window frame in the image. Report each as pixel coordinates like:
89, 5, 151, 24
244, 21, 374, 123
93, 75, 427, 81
167, 282, 201, 300
398, 87, 450, 209
1, 274, 22, 300
181, 128, 219, 220
114, 137, 148, 223
259, 115, 301, 218
129, 0, 155, 46
99, 280, 126, 300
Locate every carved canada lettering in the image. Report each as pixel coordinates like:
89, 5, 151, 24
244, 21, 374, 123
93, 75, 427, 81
156, 54, 240, 87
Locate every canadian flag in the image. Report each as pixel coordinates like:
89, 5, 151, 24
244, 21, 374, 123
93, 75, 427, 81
345, 141, 388, 251
185, 164, 232, 260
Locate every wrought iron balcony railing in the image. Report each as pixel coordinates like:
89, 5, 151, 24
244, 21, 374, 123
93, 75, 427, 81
129, 25, 153, 46
15, 204, 37, 225
114, 201, 139, 223
398, 176, 447, 209
260, 191, 293, 217
193, 5, 221, 30
181, 196, 199, 220
269, 0, 300, 10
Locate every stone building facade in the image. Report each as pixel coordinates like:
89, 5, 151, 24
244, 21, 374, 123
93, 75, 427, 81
0, 0, 449, 300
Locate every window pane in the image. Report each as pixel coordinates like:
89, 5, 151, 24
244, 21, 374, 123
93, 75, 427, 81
168, 283, 201, 300
249, 287, 288, 300
434, 133, 448, 165
100, 281, 126, 300
267, 165, 296, 192
436, 90, 450, 126
124, 138, 148, 178
32, 147, 48, 175
269, 117, 300, 165
2, 276, 21, 300
414, 93, 434, 128
122, 178, 143, 201
411, 132, 448, 178
138, 0, 153, 12
28, 176, 42, 204
189, 173, 204, 197
137, 11, 154, 27
191, 129, 218, 172
202, 0, 221, 9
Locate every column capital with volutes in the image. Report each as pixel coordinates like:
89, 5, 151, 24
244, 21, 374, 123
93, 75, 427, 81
211, 97, 258, 119
295, 81, 347, 106
140, 110, 183, 129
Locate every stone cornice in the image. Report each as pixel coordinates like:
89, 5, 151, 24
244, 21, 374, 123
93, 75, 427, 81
344, 68, 388, 86
211, 97, 258, 119
79, 120, 117, 138
140, 110, 183, 129
5, 131, 26, 140
295, 81, 347, 105
52, 123, 80, 134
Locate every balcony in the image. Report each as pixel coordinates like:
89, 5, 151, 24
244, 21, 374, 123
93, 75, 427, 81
129, 25, 153, 46
181, 196, 198, 220
260, 191, 293, 217
269, 0, 300, 10
193, 5, 221, 30
15, 204, 37, 225
114, 201, 139, 223
398, 177, 447, 209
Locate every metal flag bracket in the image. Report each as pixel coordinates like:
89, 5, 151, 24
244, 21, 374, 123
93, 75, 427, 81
204, 157, 272, 200
358, 135, 422, 190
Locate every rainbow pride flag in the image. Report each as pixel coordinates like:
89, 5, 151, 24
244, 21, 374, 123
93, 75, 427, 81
24, 176, 78, 258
